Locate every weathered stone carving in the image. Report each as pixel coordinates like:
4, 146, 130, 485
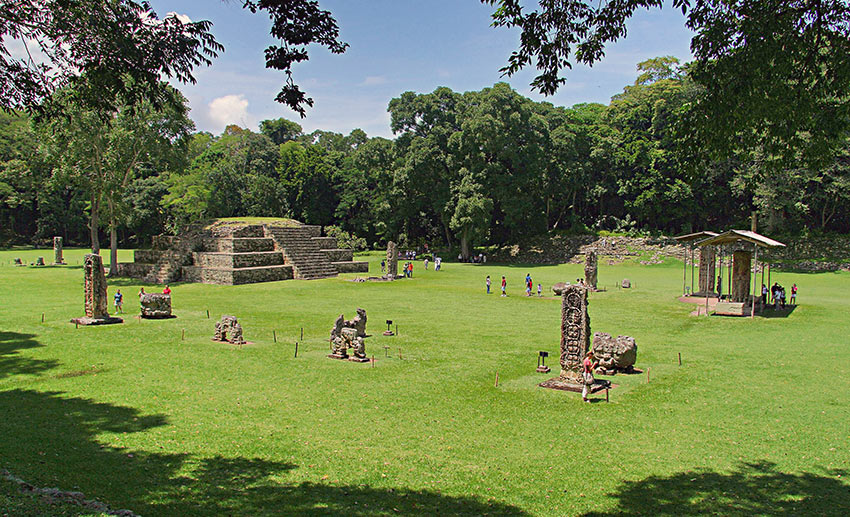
213, 315, 245, 344
329, 308, 369, 362
71, 254, 122, 325
386, 241, 398, 279
140, 293, 173, 319
53, 237, 65, 265
35, 257, 45, 266
584, 250, 598, 290
621, 278, 631, 288
591, 332, 637, 375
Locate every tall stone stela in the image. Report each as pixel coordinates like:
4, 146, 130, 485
53, 237, 65, 265
386, 241, 398, 278
584, 250, 598, 290
71, 254, 122, 325
559, 284, 591, 384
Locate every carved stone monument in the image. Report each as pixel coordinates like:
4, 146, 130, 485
386, 241, 398, 279
328, 308, 369, 362
140, 293, 174, 319
591, 332, 637, 375
213, 315, 245, 344
539, 284, 609, 392
584, 250, 598, 290
53, 237, 65, 265
71, 254, 123, 325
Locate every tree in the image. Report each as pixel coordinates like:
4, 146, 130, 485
37, 83, 193, 274
0, 0, 221, 115
483, 0, 850, 167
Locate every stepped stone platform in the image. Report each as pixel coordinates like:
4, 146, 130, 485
116, 221, 368, 285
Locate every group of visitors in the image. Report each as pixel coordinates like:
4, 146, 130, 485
762, 282, 797, 309
113, 285, 171, 314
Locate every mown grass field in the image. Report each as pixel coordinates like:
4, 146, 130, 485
1, 248, 848, 516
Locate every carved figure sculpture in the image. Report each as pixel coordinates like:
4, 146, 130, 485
386, 241, 398, 279
584, 250, 598, 290
70, 254, 122, 325
329, 308, 369, 362
213, 315, 244, 344
591, 332, 637, 375
53, 237, 65, 265
140, 293, 173, 319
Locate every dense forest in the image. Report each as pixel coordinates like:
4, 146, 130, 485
1, 57, 849, 257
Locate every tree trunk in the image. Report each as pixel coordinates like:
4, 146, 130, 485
90, 194, 100, 254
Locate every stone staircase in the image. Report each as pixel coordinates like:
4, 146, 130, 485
116, 222, 367, 285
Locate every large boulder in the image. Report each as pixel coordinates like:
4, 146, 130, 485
592, 332, 637, 375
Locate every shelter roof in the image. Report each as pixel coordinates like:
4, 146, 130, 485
674, 231, 719, 243
697, 230, 786, 249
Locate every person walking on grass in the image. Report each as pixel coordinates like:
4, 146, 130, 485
582, 350, 598, 403
486, 275, 491, 294
501, 276, 507, 297
114, 289, 123, 314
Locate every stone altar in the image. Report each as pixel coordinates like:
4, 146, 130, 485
213, 315, 246, 344
591, 332, 637, 375
584, 250, 598, 290
386, 241, 398, 279
53, 237, 65, 265
328, 308, 369, 362
539, 284, 609, 393
140, 293, 174, 319
70, 254, 123, 325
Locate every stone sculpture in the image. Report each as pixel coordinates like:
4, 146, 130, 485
71, 254, 122, 325
140, 293, 173, 319
53, 237, 65, 265
213, 315, 245, 344
386, 241, 398, 279
35, 257, 45, 266
584, 250, 598, 290
328, 308, 369, 362
539, 284, 609, 392
621, 278, 631, 288
591, 332, 637, 375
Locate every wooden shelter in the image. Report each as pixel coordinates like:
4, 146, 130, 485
674, 231, 719, 296
696, 230, 786, 317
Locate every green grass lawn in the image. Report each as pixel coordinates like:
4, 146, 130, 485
0, 248, 848, 516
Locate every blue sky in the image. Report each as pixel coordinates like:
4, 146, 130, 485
149, 1, 695, 138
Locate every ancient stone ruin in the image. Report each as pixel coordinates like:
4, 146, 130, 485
53, 237, 65, 265
591, 333, 637, 375
140, 293, 174, 319
328, 308, 369, 362
71, 254, 122, 326
213, 315, 245, 344
584, 250, 598, 290
539, 285, 609, 392
386, 241, 398, 279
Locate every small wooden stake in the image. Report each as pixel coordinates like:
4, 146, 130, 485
678, 352, 682, 366
181, 329, 185, 341
273, 330, 277, 343
494, 372, 499, 387
294, 342, 299, 358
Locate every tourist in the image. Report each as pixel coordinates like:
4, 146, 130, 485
791, 283, 798, 304
501, 276, 507, 297
761, 284, 768, 305
381, 259, 386, 273
582, 350, 599, 403
114, 289, 123, 314
537, 283, 542, 297
486, 275, 491, 294
163, 284, 172, 295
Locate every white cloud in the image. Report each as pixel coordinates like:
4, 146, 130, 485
360, 75, 388, 86
208, 94, 252, 133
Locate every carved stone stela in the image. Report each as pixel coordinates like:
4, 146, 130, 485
70, 254, 122, 326
328, 308, 369, 362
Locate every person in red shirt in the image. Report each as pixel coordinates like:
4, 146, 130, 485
163, 285, 171, 295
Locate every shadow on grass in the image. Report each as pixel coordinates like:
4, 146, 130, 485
0, 390, 527, 516
0, 331, 59, 380
582, 461, 850, 516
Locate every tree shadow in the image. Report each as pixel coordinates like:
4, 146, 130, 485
0, 388, 528, 516
582, 461, 850, 516
0, 331, 59, 380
